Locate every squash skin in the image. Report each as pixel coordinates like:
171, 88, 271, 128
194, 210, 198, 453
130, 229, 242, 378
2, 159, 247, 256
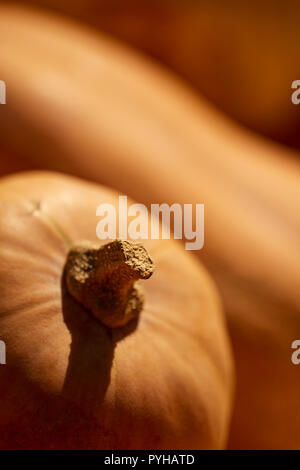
0, 171, 233, 450
0, 5, 300, 449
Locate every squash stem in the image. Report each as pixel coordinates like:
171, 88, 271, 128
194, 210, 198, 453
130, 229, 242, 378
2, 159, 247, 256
64, 239, 154, 328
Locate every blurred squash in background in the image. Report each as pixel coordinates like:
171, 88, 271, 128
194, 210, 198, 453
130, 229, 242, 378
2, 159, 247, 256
15, 0, 300, 150
0, 4, 300, 449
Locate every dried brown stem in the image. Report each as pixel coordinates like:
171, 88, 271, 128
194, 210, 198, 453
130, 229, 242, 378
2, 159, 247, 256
64, 239, 154, 328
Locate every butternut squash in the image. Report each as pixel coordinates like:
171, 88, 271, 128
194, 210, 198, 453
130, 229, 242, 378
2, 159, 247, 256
16, 0, 300, 147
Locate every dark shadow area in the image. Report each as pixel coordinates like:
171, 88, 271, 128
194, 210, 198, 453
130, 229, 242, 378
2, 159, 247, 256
61, 272, 139, 417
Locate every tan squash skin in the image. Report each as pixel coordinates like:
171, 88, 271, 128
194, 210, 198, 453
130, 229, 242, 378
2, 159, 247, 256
0, 171, 233, 450
0, 5, 299, 449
